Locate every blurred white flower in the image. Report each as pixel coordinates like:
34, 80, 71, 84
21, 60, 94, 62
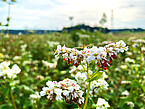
127, 102, 134, 108
47, 41, 60, 47
122, 90, 129, 96
141, 47, 145, 52
42, 60, 57, 69
30, 92, 41, 99
126, 52, 132, 56
20, 44, 27, 51
11, 64, 21, 74
13, 56, 22, 60
120, 65, 127, 69
121, 81, 131, 84
0, 61, 21, 79
96, 98, 110, 109
115, 68, 120, 71
125, 58, 135, 63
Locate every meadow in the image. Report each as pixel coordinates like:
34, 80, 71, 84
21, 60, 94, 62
0, 30, 145, 109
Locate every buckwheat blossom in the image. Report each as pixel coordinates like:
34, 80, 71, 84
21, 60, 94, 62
115, 68, 120, 71
40, 79, 84, 107
69, 65, 85, 76
122, 90, 129, 96
47, 41, 60, 47
89, 78, 109, 97
120, 65, 127, 69
30, 92, 41, 99
127, 102, 134, 108
54, 40, 128, 70
121, 80, 131, 84
69, 62, 109, 96
42, 60, 57, 69
0, 61, 21, 79
30, 92, 41, 103
52, 40, 128, 108
74, 71, 109, 97
132, 39, 145, 48
13, 56, 22, 60
125, 58, 135, 63
98, 41, 112, 46
132, 39, 145, 43
126, 52, 132, 56
141, 47, 145, 52
75, 72, 88, 90
20, 44, 27, 51
96, 98, 110, 109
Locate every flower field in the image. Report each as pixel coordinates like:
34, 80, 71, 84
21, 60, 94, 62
0, 30, 145, 109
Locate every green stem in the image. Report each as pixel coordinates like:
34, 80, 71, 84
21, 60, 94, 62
140, 48, 142, 71
90, 67, 100, 78
78, 105, 81, 109
83, 82, 91, 109
80, 63, 87, 71
83, 62, 90, 109
86, 62, 90, 78
10, 88, 17, 109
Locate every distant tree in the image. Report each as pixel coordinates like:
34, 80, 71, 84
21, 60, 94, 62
99, 12, 107, 27
69, 16, 74, 27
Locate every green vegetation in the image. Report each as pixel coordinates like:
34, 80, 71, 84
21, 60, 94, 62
0, 30, 145, 109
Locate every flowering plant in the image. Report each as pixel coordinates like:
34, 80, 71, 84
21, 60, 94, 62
0, 61, 21, 79
40, 40, 128, 109
0, 61, 21, 109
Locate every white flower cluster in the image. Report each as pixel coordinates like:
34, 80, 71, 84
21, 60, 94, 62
75, 72, 88, 89
132, 39, 145, 48
121, 80, 131, 84
122, 90, 129, 96
30, 92, 41, 99
74, 69, 109, 97
89, 78, 109, 97
42, 60, 57, 69
0, 61, 21, 79
125, 58, 135, 63
40, 78, 84, 107
96, 98, 110, 109
30, 92, 41, 103
132, 39, 145, 43
54, 40, 128, 70
98, 41, 112, 46
127, 101, 134, 108
47, 41, 60, 47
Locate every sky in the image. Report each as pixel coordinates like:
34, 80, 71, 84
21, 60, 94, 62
0, 0, 145, 30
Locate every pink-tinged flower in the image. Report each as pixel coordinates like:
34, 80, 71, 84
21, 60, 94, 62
40, 79, 84, 107
54, 40, 128, 70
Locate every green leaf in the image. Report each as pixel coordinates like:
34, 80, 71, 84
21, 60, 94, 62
139, 83, 145, 93
85, 71, 103, 82
3, 87, 10, 96
119, 97, 131, 107
0, 103, 12, 109
131, 80, 139, 88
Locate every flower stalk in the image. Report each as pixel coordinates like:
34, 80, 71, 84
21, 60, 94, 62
10, 87, 17, 109
83, 62, 90, 109
83, 81, 91, 109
